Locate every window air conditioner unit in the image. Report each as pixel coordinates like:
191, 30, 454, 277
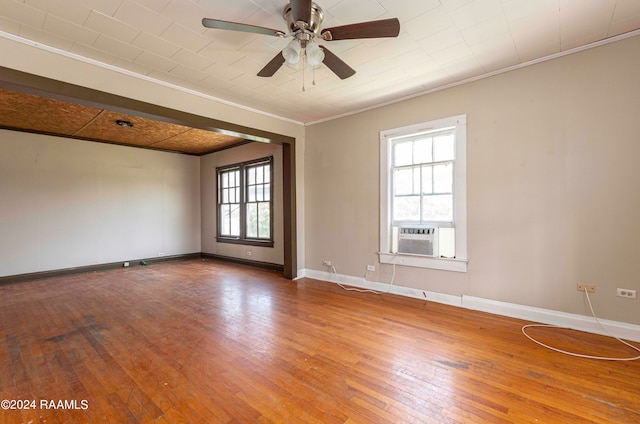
396, 227, 439, 257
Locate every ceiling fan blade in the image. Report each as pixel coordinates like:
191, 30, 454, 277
202, 18, 285, 37
320, 46, 355, 80
290, 0, 312, 24
257, 52, 286, 77
321, 18, 400, 41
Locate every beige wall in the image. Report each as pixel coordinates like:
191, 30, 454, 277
201, 142, 284, 265
0, 130, 201, 277
305, 35, 640, 325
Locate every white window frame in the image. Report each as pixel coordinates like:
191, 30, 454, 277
379, 114, 467, 272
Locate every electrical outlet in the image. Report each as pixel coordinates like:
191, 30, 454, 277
577, 284, 596, 293
123, 262, 130, 267
323, 260, 332, 266
247, 251, 252, 256
617, 288, 637, 299
367, 265, 375, 272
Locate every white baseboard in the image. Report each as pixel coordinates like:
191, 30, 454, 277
299, 268, 640, 343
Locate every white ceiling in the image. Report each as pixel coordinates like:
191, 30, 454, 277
2, 0, 640, 124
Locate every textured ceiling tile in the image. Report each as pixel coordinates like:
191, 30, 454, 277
417, 27, 465, 54
171, 48, 215, 70
608, 14, 640, 36
328, 0, 388, 23
161, 22, 211, 52
83, 0, 122, 16
111, 57, 155, 76
197, 0, 261, 23
0, 88, 101, 134
147, 69, 188, 86
134, 50, 179, 72
448, 0, 504, 29
74, 110, 187, 146
25, 0, 92, 25
93, 34, 144, 61
161, 0, 210, 28
0, 15, 20, 34
403, 8, 455, 41
132, 31, 181, 57
169, 64, 210, 81
70, 43, 118, 64
461, 17, 511, 46
43, 14, 100, 45
132, 0, 172, 14
84, 10, 141, 44
18, 24, 75, 50
502, 0, 559, 22
114, 1, 173, 36
2, 0, 46, 28
429, 42, 475, 66
379, 0, 441, 22
149, 128, 247, 155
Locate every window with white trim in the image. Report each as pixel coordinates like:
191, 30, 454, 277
379, 115, 467, 272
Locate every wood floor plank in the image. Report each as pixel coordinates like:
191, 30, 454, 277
1, 258, 639, 423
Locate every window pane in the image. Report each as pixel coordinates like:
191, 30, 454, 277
230, 204, 240, 236
222, 172, 228, 187
393, 195, 420, 221
433, 163, 453, 193
246, 203, 257, 238
422, 194, 453, 222
395, 167, 421, 195
434, 134, 454, 161
422, 166, 433, 194
247, 167, 255, 185
394, 141, 412, 166
256, 166, 264, 184
414, 138, 432, 163
221, 205, 230, 235
258, 202, 270, 238
264, 165, 270, 183
264, 183, 271, 201
222, 188, 228, 203
257, 184, 265, 202
248, 184, 256, 202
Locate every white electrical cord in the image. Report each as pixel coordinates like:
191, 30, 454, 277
329, 264, 380, 295
522, 288, 640, 361
387, 263, 396, 293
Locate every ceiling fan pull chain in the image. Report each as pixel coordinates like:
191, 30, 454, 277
302, 51, 306, 92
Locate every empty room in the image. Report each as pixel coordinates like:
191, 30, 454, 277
1, 0, 639, 422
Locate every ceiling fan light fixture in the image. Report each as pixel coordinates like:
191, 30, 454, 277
305, 40, 324, 67
283, 39, 301, 65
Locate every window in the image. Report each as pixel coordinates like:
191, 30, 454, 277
380, 115, 467, 272
217, 156, 273, 247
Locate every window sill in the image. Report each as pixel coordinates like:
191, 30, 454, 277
216, 237, 274, 248
378, 252, 467, 272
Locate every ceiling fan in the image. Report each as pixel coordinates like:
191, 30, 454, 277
202, 0, 400, 80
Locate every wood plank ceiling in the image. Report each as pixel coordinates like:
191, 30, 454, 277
0, 87, 248, 155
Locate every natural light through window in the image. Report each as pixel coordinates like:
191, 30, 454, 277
380, 115, 467, 272
217, 156, 274, 247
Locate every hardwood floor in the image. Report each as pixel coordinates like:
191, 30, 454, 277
1, 259, 639, 423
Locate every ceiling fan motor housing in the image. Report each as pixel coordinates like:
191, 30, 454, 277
283, 2, 324, 36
